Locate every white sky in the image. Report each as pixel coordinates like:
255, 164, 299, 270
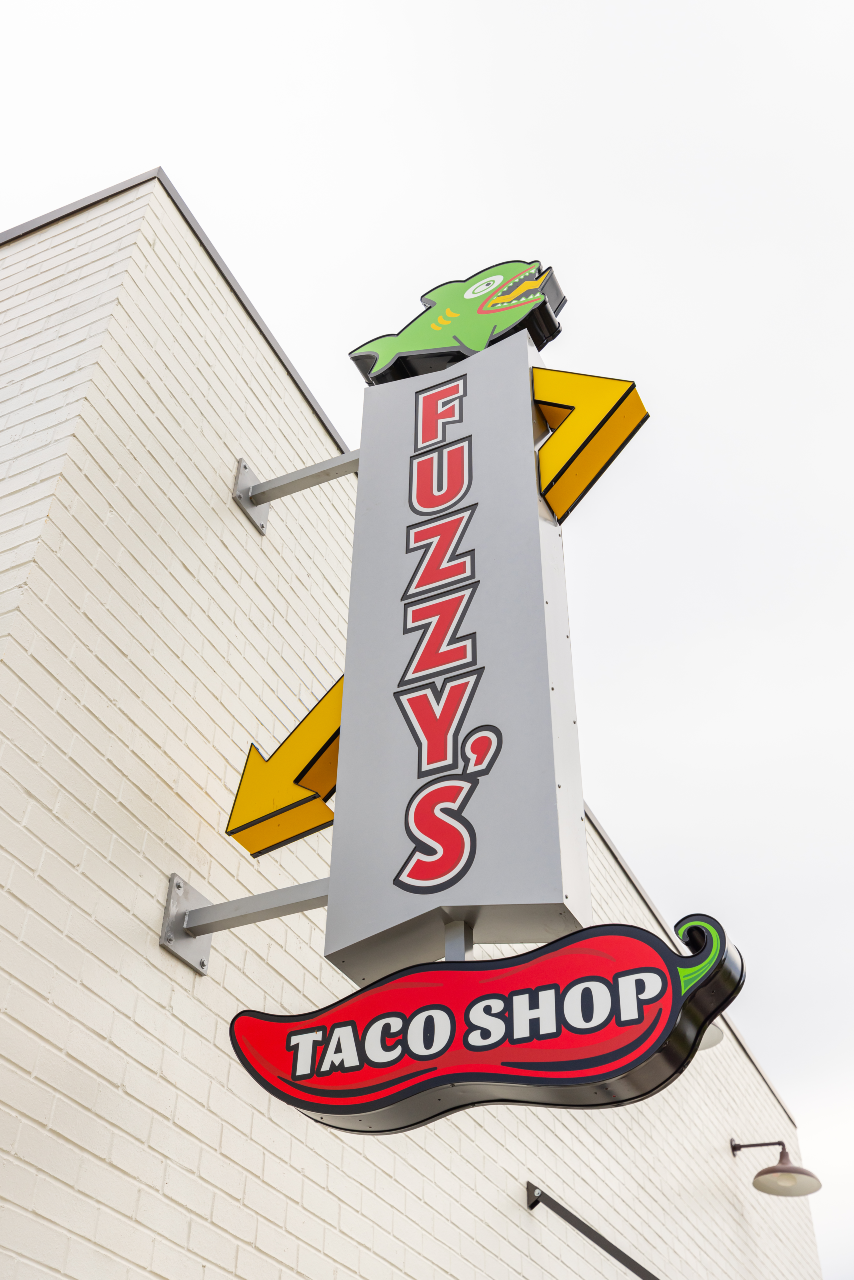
2, 2, 852, 1274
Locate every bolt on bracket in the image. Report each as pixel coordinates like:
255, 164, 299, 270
233, 458, 271, 535
159, 873, 213, 975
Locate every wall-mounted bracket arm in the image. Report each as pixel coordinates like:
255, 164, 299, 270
160, 873, 330, 974
233, 452, 360, 534
184, 878, 330, 934
730, 1138, 786, 1157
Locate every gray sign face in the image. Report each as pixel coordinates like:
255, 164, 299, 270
326, 333, 590, 985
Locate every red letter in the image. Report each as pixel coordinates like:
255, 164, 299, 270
415, 377, 466, 450
401, 585, 477, 684
394, 670, 482, 774
395, 776, 478, 892
409, 439, 471, 514
404, 506, 475, 597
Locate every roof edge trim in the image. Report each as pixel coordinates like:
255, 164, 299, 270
0, 167, 347, 455
584, 803, 796, 1127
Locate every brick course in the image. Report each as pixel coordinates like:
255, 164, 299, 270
0, 179, 820, 1280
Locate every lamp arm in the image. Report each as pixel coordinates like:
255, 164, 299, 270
730, 1139, 787, 1157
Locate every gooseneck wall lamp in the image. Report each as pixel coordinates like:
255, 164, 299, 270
731, 1140, 821, 1197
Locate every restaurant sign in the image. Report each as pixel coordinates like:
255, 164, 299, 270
206, 259, 742, 1134
231, 915, 744, 1133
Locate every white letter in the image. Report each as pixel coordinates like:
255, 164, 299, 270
465, 998, 506, 1048
511, 988, 557, 1041
364, 1016, 404, 1066
407, 1008, 454, 1058
617, 971, 664, 1024
287, 1028, 324, 1078
318, 1024, 361, 1073
563, 980, 612, 1031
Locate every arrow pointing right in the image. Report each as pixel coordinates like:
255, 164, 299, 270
226, 677, 343, 858
533, 368, 649, 522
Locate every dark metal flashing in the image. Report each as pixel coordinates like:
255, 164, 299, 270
0, 168, 347, 455
527, 1183, 661, 1280
583, 803, 796, 1126
527, 1182, 661, 1280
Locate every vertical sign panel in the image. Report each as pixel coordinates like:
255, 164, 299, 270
326, 333, 590, 985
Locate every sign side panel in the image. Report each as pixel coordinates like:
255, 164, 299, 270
538, 498, 591, 926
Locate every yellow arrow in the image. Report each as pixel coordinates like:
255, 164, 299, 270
226, 372, 646, 858
533, 368, 649, 522
226, 677, 343, 858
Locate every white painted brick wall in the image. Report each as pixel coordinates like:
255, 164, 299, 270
0, 185, 153, 641
0, 180, 821, 1280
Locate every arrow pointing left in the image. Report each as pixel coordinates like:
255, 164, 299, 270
226, 677, 343, 858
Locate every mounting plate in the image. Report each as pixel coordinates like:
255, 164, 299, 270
233, 458, 270, 535
159, 873, 213, 975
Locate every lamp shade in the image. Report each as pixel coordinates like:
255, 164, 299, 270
698, 1022, 723, 1050
753, 1147, 821, 1197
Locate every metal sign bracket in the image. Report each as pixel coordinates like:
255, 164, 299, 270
159, 874, 475, 975
159, 873, 331, 974
233, 452, 360, 535
159, 874, 214, 975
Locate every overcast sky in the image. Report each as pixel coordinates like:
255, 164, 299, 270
2, 2, 851, 1274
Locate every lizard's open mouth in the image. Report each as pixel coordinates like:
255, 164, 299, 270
478, 265, 551, 315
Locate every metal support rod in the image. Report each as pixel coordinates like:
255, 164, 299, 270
249, 451, 360, 505
526, 1183, 661, 1280
730, 1139, 785, 1157
184, 878, 330, 935
444, 919, 473, 961
160, 873, 330, 973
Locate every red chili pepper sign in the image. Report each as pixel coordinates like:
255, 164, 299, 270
231, 915, 743, 1134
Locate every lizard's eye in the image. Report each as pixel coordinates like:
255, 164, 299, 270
463, 274, 503, 300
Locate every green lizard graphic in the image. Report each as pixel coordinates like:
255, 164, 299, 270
350, 260, 566, 385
